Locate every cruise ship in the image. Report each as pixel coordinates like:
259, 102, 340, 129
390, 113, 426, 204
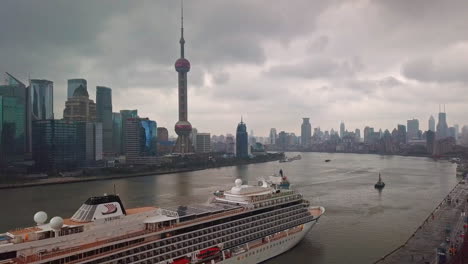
0, 175, 325, 264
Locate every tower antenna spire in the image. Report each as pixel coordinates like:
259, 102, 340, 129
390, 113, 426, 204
179, 0, 185, 58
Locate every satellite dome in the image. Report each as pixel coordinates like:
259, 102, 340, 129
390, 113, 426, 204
175, 58, 191, 73
34, 211, 48, 225
50, 216, 64, 231
235, 179, 242, 187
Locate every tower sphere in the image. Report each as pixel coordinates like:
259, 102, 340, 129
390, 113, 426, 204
175, 120, 192, 136
175, 58, 191, 72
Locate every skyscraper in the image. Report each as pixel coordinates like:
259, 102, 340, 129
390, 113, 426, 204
301, 118, 311, 147
67, 79, 87, 99
125, 118, 157, 164
236, 118, 248, 158
195, 133, 211, 153
428, 115, 435, 132
173, 3, 193, 154
96, 86, 113, 156
436, 111, 448, 139
112, 112, 122, 155
0, 73, 27, 162
32, 120, 85, 170
30, 79, 54, 120
63, 85, 97, 122
355, 128, 361, 142
340, 122, 345, 138
269, 128, 277, 145
397, 124, 407, 144
120, 110, 138, 154
407, 119, 419, 141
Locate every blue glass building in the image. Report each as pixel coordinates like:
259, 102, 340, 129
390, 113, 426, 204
30, 79, 54, 120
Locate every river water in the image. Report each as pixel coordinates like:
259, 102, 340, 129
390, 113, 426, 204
0, 153, 457, 263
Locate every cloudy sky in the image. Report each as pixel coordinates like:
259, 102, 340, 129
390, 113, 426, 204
1, 0, 467, 136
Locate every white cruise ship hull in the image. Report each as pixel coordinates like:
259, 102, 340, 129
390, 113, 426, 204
220, 221, 316, 264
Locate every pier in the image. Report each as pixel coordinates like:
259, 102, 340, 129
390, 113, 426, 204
374, 181, 468, 264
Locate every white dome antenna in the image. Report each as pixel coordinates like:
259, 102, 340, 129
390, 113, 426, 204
34, 211, 48, 225
235, 179, 242, 187
50, 216, 64, 237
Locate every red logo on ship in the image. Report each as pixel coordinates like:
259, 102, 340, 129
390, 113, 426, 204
101, 204, 118, 215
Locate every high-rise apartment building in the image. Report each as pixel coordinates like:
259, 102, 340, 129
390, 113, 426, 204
96, 86, 113, 156
195, 133, 211, 153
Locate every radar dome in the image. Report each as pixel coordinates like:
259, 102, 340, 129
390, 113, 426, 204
34, 211, 48, 225
235, 179, 242, 187
50, 216, 64, 231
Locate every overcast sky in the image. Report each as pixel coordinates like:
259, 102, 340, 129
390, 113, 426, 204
1, 0, 467, 136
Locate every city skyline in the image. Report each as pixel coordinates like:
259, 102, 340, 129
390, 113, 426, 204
1, 1, 468, 135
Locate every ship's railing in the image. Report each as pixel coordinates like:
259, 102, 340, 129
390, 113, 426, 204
96, 206, 312, 264
15, 229, 150, 263
127, 214, 315, 264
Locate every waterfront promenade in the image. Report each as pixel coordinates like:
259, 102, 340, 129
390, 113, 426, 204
374, 181, 468, 264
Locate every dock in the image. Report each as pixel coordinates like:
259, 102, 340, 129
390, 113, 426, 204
374, 181, 468, 264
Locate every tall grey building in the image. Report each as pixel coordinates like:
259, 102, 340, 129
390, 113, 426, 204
428, 115, 435, 132
120, 110, 138, 154
436, 111, 448, 139
67, 79, 87, 99
301, 118, 311, 146
30, 79, 54, 120
96, 86, 113, 156
269, 128, 277, 145
112, 112, 122, 155
340, 122, 345, 139
407, 119, 419, 141
195, 133, 211, 153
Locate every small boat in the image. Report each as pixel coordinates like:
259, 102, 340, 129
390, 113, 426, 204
374, 173, 385, 189
324, 159, 331, 162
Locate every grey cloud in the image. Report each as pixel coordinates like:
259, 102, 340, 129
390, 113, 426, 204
266, 56, 363, 79
402, 57, 468, 83
309, 35, 329, 53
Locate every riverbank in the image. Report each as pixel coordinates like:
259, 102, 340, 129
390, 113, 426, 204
373, 180, 467, 264
0, 154, 283, 190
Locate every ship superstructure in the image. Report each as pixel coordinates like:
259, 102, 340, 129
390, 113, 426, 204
0, 177, 324, 264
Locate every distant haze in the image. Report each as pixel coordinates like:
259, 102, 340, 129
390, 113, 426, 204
1, 0, 467, 136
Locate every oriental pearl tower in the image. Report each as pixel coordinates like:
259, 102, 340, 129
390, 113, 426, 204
173, 1, 193, 154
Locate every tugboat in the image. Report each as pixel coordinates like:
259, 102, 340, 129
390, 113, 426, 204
374, 173, 385, 189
